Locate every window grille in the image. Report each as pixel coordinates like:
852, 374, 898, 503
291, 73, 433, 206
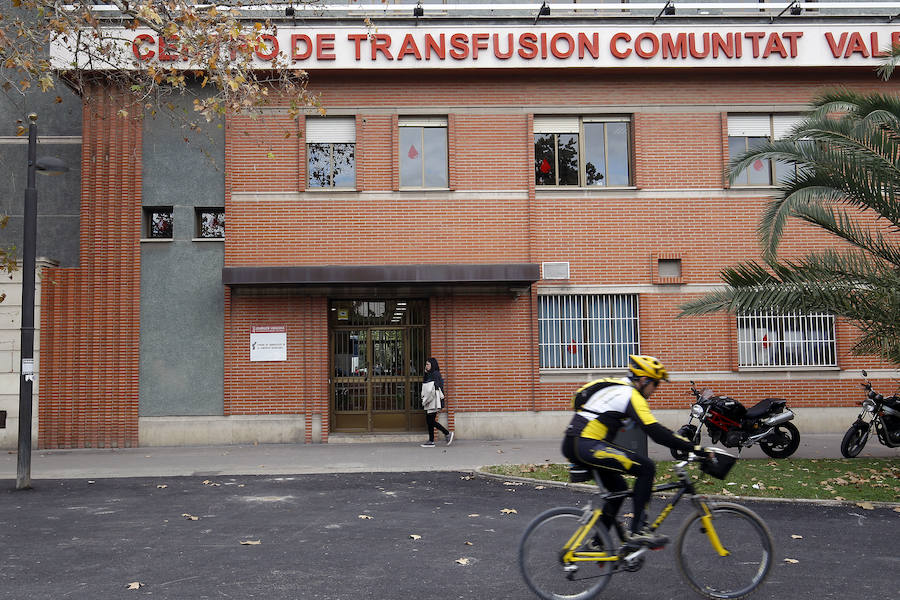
538, 294, 639, 369
737, 312, 836, 368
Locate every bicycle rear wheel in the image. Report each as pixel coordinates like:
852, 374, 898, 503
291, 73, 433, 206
519, 507, 614, 600
675, 502, 773, 599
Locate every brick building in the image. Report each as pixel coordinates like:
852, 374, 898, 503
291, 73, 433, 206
13, 2, 900, 449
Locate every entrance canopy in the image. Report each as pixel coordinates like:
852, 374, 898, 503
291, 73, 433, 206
222, 263, 541, 296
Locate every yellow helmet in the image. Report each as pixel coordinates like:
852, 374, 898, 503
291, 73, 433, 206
628, 354, 669, 381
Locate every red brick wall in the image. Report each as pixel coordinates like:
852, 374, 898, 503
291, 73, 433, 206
224, 293, 329, 441
38, 84, 143, 448
220, 69, 899, 428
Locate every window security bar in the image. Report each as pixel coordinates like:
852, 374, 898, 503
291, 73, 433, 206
736, 312, 836, 368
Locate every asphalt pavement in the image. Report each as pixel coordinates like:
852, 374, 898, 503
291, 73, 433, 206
1, 471, 898, 600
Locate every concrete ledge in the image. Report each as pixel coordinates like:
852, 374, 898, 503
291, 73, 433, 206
454, 407, 863, 440
139, 415, 306, 447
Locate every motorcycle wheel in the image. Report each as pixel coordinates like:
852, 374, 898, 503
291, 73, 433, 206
759, 422, 800, 459
840, 423, 869, 459
670, 425, 698, 460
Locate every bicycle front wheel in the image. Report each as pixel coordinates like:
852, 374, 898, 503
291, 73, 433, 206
519, 507, 614, 600
675, 502, 774, 600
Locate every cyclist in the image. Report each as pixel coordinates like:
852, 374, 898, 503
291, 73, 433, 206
562, 354, 706, 547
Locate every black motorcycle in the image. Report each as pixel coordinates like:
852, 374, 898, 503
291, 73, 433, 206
840, 370, 900, 458
671, 382, 800, 459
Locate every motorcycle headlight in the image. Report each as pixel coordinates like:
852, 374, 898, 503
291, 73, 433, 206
690, 404, 705, 418
862, 399, 876, 413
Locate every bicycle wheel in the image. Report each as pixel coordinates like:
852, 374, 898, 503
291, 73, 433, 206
519, 507, 614, 600
675, 502, 774, 600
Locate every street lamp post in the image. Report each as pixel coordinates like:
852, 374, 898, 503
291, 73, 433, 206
17, 113, 67, 491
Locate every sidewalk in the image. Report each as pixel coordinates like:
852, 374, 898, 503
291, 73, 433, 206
1, 433, 897, 480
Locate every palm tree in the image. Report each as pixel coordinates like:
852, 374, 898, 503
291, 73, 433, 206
679, 47, 900, 363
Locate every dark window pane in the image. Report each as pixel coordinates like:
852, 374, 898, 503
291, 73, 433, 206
558, 134, 579, 186
199, 210, 225, 238
332, 143, 356, 187
308, 143, 331, 187
583, 123, 606, 186
534, 133, 556, 185
150, 211, 173, 238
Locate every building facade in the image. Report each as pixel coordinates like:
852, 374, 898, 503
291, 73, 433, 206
10, 2, 900, 448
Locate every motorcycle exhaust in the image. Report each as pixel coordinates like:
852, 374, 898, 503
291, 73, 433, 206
761, 410, 794, 428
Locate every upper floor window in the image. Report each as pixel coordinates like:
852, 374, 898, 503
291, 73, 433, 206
399, 117, 448, 188
307, 117, 356, 188
538, 293, 639, 369
534, 116, 631, 187
737, 312, 836, 368
728, 114, 802, 186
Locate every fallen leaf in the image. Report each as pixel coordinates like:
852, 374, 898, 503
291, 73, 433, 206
784, 558, 799, 564
856, 502, 875, 510
467, 514, 480, 518
157, 484, 168, 489
464, 541, 473, 546
126, 581, 143, 590
893, 507, 900, 513
409, 534, 421, 540
503, 481, 523, 486
358, 514, 374, 520
182, 513, 199, 521
791, 534, 803, 539
455, 557, 471, 565
496, 450, 504, 454
500, 508, 518, 515
240, 540, 261, 545
534, 485, 546, 490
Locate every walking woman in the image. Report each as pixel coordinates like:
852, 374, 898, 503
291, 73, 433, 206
421, 357, 453, 447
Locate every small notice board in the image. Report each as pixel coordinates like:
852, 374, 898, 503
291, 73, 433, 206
250, 326, 287, 362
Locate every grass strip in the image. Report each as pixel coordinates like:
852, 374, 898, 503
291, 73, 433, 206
482, 458, 900, 504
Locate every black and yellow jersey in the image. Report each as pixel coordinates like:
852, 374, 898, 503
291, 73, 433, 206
566, 377, 696, 454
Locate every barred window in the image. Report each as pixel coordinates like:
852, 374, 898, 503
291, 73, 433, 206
539, 294, 639, 369
737, 312, 836, 368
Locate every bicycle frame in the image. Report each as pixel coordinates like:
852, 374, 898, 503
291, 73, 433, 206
561, 468, 729, 565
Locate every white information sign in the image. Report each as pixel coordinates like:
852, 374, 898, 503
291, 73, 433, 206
250, 326, 287, 362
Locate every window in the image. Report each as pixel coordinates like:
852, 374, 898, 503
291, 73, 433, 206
534, 116, 631, 187
195, 208, 225, 239
143, 207, 173, 239
737, 312, 836, 368
728, 114, 802, 186
399, 117, 448, 188
306, 117, 356, 188
539, 294, 639, 369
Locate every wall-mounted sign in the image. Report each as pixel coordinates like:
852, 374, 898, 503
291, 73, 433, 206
53, 25, 900, 71
250, 326, 287, 362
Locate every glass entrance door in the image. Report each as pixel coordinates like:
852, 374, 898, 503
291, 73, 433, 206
330, 300, 427, 432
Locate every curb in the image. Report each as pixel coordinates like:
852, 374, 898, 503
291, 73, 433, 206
473, 466, 900, 509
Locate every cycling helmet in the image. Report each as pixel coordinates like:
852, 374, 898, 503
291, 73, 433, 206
628, 354, 669, 381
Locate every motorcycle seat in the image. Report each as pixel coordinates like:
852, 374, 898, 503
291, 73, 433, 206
745, 397, 787, 419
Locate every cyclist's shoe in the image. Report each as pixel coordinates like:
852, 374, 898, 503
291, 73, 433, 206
624, 529, 669, 548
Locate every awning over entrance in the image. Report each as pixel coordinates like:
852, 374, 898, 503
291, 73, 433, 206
222, 263, 541, 296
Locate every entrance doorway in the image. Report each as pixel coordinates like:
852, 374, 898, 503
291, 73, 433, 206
330, 299, 428, 432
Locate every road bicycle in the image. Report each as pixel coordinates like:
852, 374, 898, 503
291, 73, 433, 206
518, 452, 774, 600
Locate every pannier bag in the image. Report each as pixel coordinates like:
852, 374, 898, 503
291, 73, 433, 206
700, 451, 737, 480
